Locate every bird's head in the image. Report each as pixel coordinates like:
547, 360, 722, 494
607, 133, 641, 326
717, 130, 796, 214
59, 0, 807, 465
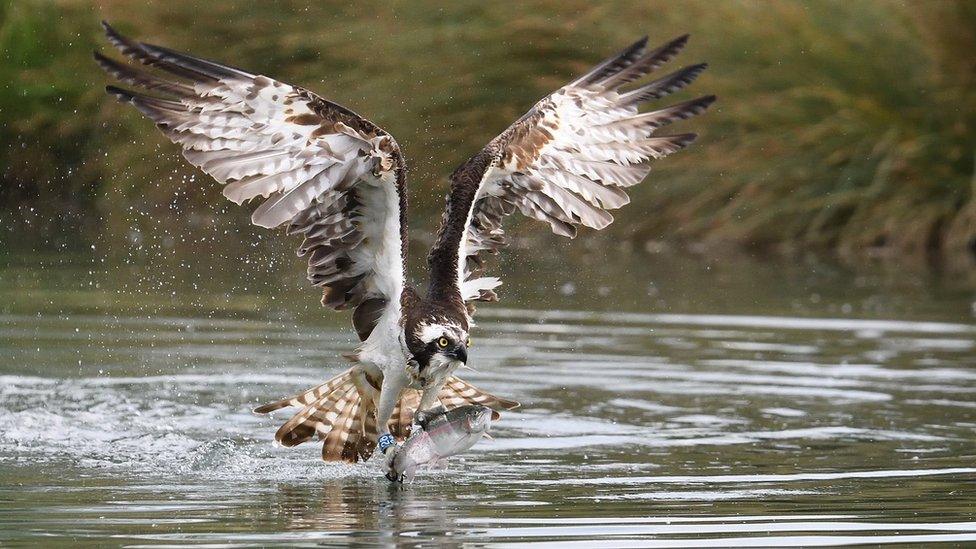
404, 315, 469, 387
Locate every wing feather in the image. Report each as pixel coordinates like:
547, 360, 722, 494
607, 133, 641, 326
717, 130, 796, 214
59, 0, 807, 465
427, 35, 713, 307
98, 22, 407, 339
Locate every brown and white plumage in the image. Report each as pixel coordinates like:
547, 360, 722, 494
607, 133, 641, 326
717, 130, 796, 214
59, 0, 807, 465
97, 23, 711, 471
428, 35, 714, 304
252, 369, 517, 462
97, 22, 406, 332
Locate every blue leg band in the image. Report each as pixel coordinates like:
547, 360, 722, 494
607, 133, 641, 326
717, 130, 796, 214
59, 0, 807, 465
378, 433, 395, 453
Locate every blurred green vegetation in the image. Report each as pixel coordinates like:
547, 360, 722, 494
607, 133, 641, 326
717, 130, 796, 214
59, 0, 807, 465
1, 0, 974, 266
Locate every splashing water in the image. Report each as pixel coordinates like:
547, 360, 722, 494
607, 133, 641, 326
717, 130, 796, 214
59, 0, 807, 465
2, 248, 975, 546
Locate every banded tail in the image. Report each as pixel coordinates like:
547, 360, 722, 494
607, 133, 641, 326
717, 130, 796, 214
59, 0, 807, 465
253, 369, 519, 463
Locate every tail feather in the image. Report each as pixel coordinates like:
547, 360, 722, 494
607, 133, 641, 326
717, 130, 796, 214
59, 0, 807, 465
253, 369, 353, 414
255, 368, 379, 463
274, 383, 354, 447
254, 371, 520, 463
439, 376, 520, 420
322, 395, 364, 462
389, 389, 421, 439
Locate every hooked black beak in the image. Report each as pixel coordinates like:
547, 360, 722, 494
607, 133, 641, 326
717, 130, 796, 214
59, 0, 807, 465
449, 344, 467, 364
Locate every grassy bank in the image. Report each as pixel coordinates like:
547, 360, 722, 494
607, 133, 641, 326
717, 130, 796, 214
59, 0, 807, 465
2, 0, 973, 266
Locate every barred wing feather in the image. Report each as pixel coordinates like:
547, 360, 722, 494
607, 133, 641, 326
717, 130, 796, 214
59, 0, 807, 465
97, 22, 407, 337
431, 35, 714, 305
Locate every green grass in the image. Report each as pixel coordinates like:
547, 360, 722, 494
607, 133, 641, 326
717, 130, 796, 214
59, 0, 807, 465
2, 0, 973, 265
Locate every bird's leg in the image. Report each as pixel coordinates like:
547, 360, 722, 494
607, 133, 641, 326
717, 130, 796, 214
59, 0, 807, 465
415, 379, 449, 428
375, 369, 407, 481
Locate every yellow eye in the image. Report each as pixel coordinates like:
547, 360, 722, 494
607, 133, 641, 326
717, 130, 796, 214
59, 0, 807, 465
437, 337, 449, 349
466, 336, 472, 347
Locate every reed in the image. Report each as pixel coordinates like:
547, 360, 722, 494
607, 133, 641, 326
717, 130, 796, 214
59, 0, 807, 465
2, 0, 972, 264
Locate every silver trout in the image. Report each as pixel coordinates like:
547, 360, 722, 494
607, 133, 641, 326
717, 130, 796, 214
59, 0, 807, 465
388, 405, 494, 482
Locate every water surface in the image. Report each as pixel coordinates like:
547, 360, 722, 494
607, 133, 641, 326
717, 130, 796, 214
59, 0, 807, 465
1, 244, 975, 546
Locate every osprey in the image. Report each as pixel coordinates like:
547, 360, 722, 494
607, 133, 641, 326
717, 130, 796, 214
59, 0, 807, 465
96, 22, 713, 472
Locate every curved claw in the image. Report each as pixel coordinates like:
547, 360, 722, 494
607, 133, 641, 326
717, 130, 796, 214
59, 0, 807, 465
384, 457, 404, 483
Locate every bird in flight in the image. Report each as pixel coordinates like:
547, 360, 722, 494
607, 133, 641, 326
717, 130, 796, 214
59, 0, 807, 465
96, 22, 713, 475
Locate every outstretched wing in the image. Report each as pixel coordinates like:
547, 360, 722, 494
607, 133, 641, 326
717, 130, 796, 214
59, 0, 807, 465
427, 35, 713, 306
96, 22, 407, 340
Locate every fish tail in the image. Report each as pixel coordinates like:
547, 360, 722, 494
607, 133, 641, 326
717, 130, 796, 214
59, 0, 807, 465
438, 376, 520, 419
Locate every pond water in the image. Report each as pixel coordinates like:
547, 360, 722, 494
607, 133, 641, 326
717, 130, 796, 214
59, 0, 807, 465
1, 241, 975, 546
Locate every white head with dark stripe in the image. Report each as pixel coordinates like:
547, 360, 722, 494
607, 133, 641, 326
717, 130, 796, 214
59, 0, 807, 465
404, 306, 470, 387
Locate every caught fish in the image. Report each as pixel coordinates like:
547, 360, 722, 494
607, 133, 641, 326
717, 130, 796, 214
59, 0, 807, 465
388, 405, 495, 482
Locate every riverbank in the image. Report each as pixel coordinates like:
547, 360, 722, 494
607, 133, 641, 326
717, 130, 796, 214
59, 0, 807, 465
2, 0, 973, 266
